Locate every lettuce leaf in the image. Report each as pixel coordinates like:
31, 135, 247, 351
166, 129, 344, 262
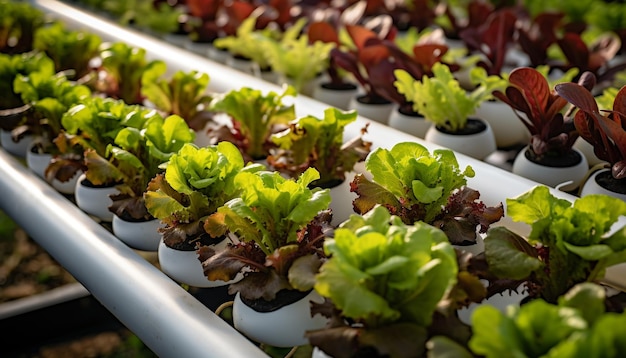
315, 205, 457, 328
269, 107, 370, 187
487, 185, 626, 302
469, 283, 625, 358
209, 85, 296, 160
394, 63, 480, 132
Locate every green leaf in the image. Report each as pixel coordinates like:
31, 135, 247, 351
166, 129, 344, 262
145, 142, 246, 226
563, 242, 613, 261
288, 254, 322, 291
394, 63, 478, 132
469, 305, 526, 358
426, 336, 474, 358
315, 206, 457, 327
558, 282, 606, 326
506, 185, 570, 226
357, 142, 473, 224
484, 227, 543, 280
210, 85, 296, 159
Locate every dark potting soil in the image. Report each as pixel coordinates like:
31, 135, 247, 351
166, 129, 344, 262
321, 82, 358, 91
79, 177, 121, 189
356, 94, 392, 105
169, 232, 226, 251
436, 118, 486, 135
524, 148, 583, 168
595, 170, 626, 194
116, 210, 156, 223
241, 289, 312, 313
397, 106, 424, 118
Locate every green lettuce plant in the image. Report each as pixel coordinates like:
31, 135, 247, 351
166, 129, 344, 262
483, 185, 626, 303
0, 51, 55, 113
45, 97, 152, 186
33, 21, 102, 79
306, 205, 458, 358
351, 141, 504, 246
207, 84, 297, 161
212, 16, 277, 72
132, 1, 184, 36
94, 42, 164, 104
12, 70, 92, 155
468, 282, 626, 358
140, 65, 213, 131
0, 52, 57, 146
394, 62, 496, 133
144, 142, 263, 248
83, 112, 195, 221
262, 18, 335, 94
199, 167, 333, 301
428, 282, 626, 358
268, 107, 371, 188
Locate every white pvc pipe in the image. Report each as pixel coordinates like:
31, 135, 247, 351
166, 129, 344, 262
0, 150, 267, 357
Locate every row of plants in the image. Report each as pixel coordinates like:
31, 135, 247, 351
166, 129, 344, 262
29, 0, 626, 198
4, 0, 626, 357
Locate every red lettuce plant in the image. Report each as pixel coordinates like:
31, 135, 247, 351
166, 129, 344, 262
556, 79, 626, 182
516, 12, 564, 68
493, 67, 595, 161
372, 32, 457, 114
438, 0, 494, 41
329, 22, 398, 104
458, 7, 518, 76
554, 31, 626, 88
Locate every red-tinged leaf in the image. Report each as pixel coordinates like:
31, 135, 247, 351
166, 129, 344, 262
203, 211, 229, 238
544, 96, 569, 125
346, 25, 378, 50
288, 254, 323, 291
597, 115, 626, 168
613, 86, 626, 117
160, 221, 202, 247
268, 0, 292, 28
358, 44, 389, 68
588, 34, 621, 71
572, 111, 596, 144
350, 174, 402, 216
186, 0, 221, 19
508, 68, 550, 121
466, 1, 493, 29
308, 22, 340, 45
266, 244, 300, 276
306, 326, 361, 358
226, 0, 255, 22
228, 270, 291, 301
433, 187, 503, 244
412, 44, 448, 69
558, 33, 590, 70
501, 87, 535, 131
555, 82, 600, 115
198, 242, 266, 282
83, 148, 123, 186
